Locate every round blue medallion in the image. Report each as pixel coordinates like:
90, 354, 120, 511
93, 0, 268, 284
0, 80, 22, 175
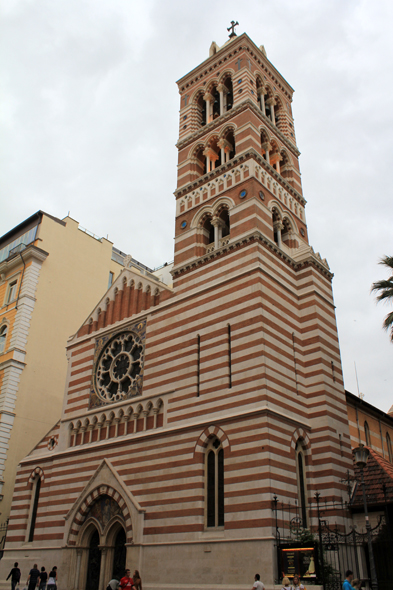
239, 190, 247, 198
181, 221, 187, 229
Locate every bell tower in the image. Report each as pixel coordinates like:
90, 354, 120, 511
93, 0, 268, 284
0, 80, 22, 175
170, 27, 353, 549
173, 29, 307, 281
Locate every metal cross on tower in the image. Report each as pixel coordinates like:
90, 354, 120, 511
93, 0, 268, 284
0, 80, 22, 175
227, 21, 239, 38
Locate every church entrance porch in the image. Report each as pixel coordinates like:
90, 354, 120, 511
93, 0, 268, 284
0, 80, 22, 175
73, 495, 129, 590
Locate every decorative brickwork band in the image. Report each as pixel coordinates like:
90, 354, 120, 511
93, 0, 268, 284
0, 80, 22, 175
290, 428, 311, 453
193, 425, 230, 460
28, 466, 44, 486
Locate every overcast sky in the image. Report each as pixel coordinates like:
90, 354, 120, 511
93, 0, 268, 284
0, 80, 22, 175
1, 0, 392, 413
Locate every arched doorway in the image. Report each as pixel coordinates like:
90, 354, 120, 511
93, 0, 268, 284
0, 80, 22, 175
86, 528, 101, 590
112, 528, 126, 579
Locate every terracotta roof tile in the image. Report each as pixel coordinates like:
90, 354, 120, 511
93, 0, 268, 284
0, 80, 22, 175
351, 447, 393, 508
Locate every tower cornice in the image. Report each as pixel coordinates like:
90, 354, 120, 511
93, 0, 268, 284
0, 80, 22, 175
177, 33, 294, 100
171, 228, 333, 281
174, 147, 306, 207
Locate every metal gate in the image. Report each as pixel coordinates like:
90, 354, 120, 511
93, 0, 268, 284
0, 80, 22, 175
272, 495, 392, 590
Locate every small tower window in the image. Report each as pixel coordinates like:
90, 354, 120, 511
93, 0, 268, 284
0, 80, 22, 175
28, 475, 41, 542
223, 76, 233, 112
364, 421, 371, 447
206, 436, 224, 528
387, 433, 392, 462
295, 442, 308, 528
194, 147, 207, 177
211, 86, 220, 119
272, 207, 282, 247
0, 325, 8, 354
202, 217, 215, 245
196, 95, 206, 128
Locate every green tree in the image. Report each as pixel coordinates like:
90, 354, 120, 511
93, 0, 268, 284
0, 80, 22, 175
371, 255, 393, 341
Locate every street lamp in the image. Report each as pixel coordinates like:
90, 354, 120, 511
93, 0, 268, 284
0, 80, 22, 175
353, 444, 378, 590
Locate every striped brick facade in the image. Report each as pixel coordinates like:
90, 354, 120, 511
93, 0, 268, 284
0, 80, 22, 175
1, 34, 354, 590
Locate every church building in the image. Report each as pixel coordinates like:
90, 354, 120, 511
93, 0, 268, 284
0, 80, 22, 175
0, 30, 356, 590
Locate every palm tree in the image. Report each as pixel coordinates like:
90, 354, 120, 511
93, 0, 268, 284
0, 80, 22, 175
371, 255, 393, 341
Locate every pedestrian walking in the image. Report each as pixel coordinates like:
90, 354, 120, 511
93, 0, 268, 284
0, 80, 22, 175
26, 565, 40, 590
343, 570, 355, 590
6, 562, 21, 590
47, 567, 57, 590
39, 568, 47, 590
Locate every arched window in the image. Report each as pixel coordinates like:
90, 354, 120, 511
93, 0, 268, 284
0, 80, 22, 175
211, 86, 220, 120
201, 216, 214, 246
272, 207, 282, 247
219, 129, 235, 164
364, 421, 371, 447
281, 218, 292, 247
86, 528, 101, 590
0, 324, 8, 354
194, 146, 207, 177
206, 436, 224, 528
28, 476, 41, 542
221, 76, 233, 113
260, 130, 270, 164
196, 94, 206, 128
295, 442, 308, 528
387, 433, 392, 462
219, 209, 230, 238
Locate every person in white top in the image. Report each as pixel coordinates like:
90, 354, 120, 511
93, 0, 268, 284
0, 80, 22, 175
252, 573, 265, 590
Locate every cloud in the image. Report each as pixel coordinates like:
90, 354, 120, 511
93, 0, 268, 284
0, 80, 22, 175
1, 0, 392, 411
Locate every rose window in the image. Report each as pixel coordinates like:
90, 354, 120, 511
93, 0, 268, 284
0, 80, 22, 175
95, 332, 144, 402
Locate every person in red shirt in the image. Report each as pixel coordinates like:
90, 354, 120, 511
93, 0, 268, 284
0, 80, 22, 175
119, 570, 134, 590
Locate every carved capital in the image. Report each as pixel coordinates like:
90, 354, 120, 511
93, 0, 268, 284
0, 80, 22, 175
203, 92, 213, 102
211, 217, 226, 228
266, 97, 276, 106
217, 138, 233, 152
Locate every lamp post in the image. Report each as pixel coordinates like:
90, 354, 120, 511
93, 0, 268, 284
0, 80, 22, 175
353, 445, 378, 590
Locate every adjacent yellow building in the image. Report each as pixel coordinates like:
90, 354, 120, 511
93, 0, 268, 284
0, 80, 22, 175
0, 211, 126, 525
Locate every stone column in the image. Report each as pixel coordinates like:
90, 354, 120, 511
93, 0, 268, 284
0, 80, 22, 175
217, 83, 225, 115
80, 426, 87, 446
114, 417, 121, 438
211, 217, 226, 250
74, 549, 82, 590
98, 547, 107, 590
274, 222, 284, 248
203, 92, 213, 124
88, 424, 95, 443
72, 428, 78, 447
218, 138, 233, 164
124, 414, 131, 435
262, 143, 271, 164
105, 419, 111, 440
257, 87, 265, 113
143, 409, 149, 431
267, 98, 276, 124
133, 412, 140, 433
153, 407, 159, 429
